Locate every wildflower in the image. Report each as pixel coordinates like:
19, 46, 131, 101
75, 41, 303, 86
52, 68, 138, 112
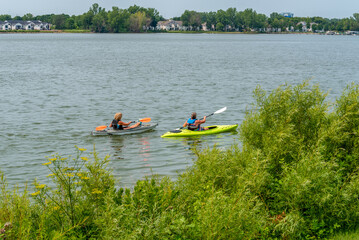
47, 173, 55, 177
42, 162, 52, 166
78, 147, 86, 152
81, 176, 90, 180
49, 157, 57, 161
76, 173, 82, 177
53, 206, 59, 211
31, 191, 40, 196
67, 173, 74, 177
91, 188, 103, 194
81, 157, 89, 161
74, 182, 80, 184
36, 184, 46, 189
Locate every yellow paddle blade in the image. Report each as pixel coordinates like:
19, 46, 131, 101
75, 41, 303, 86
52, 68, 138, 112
95, 125, 107, 131
139, 118, 151, 123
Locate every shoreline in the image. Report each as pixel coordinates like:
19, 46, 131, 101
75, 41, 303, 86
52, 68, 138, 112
0, 30, 339, 35
1, 30, 354, 35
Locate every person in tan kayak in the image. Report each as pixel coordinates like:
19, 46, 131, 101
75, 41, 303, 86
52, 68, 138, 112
109, 112, 141, 130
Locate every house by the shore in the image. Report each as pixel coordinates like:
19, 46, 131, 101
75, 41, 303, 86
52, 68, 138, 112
0, 20, 50, 31
156, 20, 184, 31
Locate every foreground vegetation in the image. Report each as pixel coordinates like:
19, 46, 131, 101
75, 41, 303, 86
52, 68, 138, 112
1, 81, 359, 239
1, 4, 359, 33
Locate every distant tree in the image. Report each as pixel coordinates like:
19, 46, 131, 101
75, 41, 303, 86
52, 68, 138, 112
353, 13, 359, 22
296, 23, 303, 31
241, 8, 256, 30
271, 18, 280, 29
107, 7, 121, 32
65, 17, 76, 29
311, 23, 319, 32
180, 10, 190, 26
351, 13, 359, 30
117, 9, 131, 32
269, 12, 283, 20
89, 3, 100, 15
13, 16, 22, 20
254, 13, 267, 29
35, 14, 53, 23
216, 22, 224, 31
206, 11, 217, 30
226, 8, 237, 30
180, 10, 201, 29
51, 14, 69, 29
91, 6, 107, 32
216, 9, 229, 31
129, 11, 148, 32
235, 11, 244, 31
189, 11, 201, 29
22, 13, 34, 20
0, 14, 11, 21
145, 8, 163, 28
128, 5, 145, 14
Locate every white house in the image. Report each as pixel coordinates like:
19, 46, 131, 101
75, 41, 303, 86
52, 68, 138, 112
0, 21, 11, 30
296, 21, 308, 32
32, 20, 50, 30
156, 20, 184, 31
0, 20, 50, 31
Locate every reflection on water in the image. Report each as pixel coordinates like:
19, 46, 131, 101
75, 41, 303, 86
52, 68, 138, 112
181, 137, 202, 151
109, 136, 125, 160
139, 137, 151, 166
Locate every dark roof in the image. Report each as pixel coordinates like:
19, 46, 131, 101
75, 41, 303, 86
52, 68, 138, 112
0, 20, 49, 25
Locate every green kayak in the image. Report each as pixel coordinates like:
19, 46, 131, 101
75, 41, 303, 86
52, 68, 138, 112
161, 124, 238, 138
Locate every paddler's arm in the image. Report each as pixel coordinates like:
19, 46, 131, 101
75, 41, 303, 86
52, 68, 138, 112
196, 116, 206, 124
118, 121, 132, 126
183, 122, 188, 128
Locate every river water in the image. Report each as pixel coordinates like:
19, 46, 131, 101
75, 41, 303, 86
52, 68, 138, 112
0, 33, 358, 187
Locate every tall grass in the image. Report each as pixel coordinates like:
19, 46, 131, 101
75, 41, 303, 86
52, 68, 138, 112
1, 81, 359, 239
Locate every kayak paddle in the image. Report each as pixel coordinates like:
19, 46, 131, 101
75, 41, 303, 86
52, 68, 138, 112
95, 117, 151, 131
203, 106, 227, 119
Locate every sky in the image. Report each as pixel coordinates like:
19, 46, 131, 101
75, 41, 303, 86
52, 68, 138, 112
1, 0, 359, 19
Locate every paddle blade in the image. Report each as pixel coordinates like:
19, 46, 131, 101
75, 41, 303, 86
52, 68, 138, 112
95, 125, 107, 131
139, 118, 151, 123
214, 107, 227, 114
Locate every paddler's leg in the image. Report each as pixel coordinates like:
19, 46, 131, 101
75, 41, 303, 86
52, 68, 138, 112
125, 122, 141, 129
197, 127, 208, 131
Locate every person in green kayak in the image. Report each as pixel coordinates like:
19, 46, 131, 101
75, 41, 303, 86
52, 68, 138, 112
183, 112, 209, 131
109, 112, 141, 130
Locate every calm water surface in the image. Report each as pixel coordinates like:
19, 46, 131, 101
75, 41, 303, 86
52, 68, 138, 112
0, 33, 358, 187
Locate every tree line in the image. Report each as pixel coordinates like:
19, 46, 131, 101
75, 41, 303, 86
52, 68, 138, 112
175, 8, 359, 32
1, 4, 359, 32
0, 4, 164, 32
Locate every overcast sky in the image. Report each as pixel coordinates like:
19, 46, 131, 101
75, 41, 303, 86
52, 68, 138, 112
2, 0, 359, 19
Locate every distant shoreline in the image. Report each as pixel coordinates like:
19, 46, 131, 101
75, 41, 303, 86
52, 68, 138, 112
0, 29, 354, 35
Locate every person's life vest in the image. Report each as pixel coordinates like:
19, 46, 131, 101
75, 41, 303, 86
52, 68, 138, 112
112, 119, 123, 130
187, 118, 199, 130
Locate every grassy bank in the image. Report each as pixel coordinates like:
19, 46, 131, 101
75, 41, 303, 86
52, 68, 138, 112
1, 81, 359, 239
